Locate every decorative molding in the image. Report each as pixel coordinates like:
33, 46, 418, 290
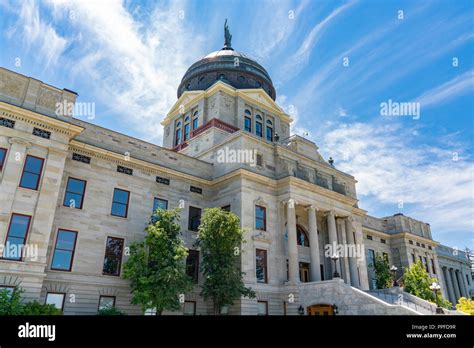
252, 231, 272, 244
8, 137, 32, 148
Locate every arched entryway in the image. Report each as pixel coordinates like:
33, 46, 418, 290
307, 304, 335, 315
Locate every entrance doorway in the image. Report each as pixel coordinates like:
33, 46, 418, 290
299, 262, 310, 282
307, 304, 335, 315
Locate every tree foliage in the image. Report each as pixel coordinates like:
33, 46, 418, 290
123, 208, 192, 315
402, 261, 452, 309
456, 297, 474, 315
98, 307, 125, 315
196, 208, 255, 314
371, 254, 392, 289
0, 287, 62, 315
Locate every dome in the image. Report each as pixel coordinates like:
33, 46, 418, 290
177, 21, 276, 100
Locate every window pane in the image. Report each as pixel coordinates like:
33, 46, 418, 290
24, 156, 43, 173
99, 296, 115, 310
19, 172, 39, 189
0, 148, 6, 169
113, 189, 129, 204
67, 178, 85, 194
46, 293, 64, 310
256, 122, 262, 137
153, 198, 168, 211
257, 301, 268, 315
64, 192, 83, 208
186, 250, 199, 282
193, 118, 199, 129
8, 215, 30, 238
56, 230, 76, 251
188, 207, 201, 231
183, 302, 195, 315
256, 249, 267, 283
103, 237, 124, 276
111, 203, 127, 217
51, 250, 73, 270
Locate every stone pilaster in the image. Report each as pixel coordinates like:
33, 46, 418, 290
345, 217, 359, 287
286, 199, 299, 283
337, 217, 351, 285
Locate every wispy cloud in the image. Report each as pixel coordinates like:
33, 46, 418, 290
6, 0, 68, 68
416, 70, 474, 108
320, 121, 474, 246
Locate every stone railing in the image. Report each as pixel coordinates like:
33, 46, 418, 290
190, 118, 239, 138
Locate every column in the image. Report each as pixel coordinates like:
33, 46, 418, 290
286, 199, 299, 283
456, 270, 467, 298
437, 265, 449, 300
345, 217, 359, 287
443, 267, 456, 304
459, 270, 469, 298
327, 211, 339, 278
353, 219, 370, 290
338, 218, 351, 285
450, 268, 461, 302
306, 205, 321, 282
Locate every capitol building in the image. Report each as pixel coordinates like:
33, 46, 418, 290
0, 27, 472, 315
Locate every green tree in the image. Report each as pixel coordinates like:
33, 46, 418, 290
196, 208, 255, 314
0, 287, 24, 315
22, 301, 62, 315
97, 307, 125, 315
123, 208, 192, 315
371, 254, 392, 289
402, 261, 452, 309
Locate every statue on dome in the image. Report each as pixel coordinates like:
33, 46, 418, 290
224, 19, 232, 48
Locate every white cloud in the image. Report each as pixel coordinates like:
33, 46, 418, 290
7, 0, 68, 68
43, 0, 205, 143
320, 121, 474, 241
416, 70, 474, 108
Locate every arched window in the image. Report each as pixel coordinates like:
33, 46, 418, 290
184, 116, 190, 141
255, 115, 263, 137
245, 109, 251, 116
296, 225, 310, 247
192, 111, 199, 130
175, 121, 182, 146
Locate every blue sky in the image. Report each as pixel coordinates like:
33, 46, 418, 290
0, 0, 473, 249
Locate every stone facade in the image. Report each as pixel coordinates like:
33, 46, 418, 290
0, 61, 470, 316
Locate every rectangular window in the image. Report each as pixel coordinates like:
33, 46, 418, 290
366, 235, 373, 240
244, 117, 252, 132
98, 296, 116, 310
320, 264, 325, 281
63, 177, 86, 209
409, 240, 413, 245
51, 229, 78, 271
368, 249, 375, 267
111, 188, 130, 218
0, 286, 15, 298
431, 259, 436, 274
423, 256, 429, 272
416, 242, 420, 247
46, 293, 65, 311
72, 153, 91, 164
153, 198, 168, 211
19, 155, 44, 190
256, 249, 268, 283
266, 127, 273, 141
257, 301, 268, 315
256, 121, 263, 137
255, 205, 266, 231
256, 154, 263, 167
3, 214, 31, 261
186, 250, 199, 283
0, 147, 7, 170
102, 237, 124, 276
411, 254, 416, 263
183, 301, 196, 315
380, 239, 386, 244
221, 205, 231, 212
188, 206, 201, 231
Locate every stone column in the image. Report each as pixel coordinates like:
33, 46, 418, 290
437, 264, 449, 300
459, 270, 469, 298
456, 270, 467, 298
306, 205, 321, 282
286, 199, 299, 283
337, 218, 351, 285
443, 267, 456, 304
326, 211, 339, 278
450, 268, 461, 302
353, 219, 370, 290
345, 217, 359, 287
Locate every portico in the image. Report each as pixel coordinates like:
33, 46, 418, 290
282, 197, 368, 290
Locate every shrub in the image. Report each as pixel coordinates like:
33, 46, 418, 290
22, 301, 62, 315
98, 307, 125, 315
